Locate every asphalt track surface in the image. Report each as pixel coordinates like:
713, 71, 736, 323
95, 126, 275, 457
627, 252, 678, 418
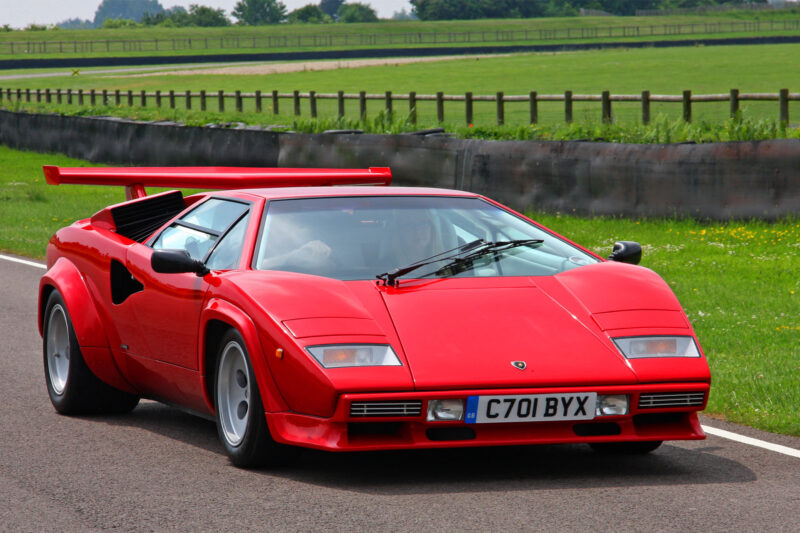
1, 253, 799, 532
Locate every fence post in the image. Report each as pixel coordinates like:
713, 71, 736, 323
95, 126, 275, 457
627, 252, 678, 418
114, 89, 120, 106
385, 91, 393, 118
0, 87, 3, 103
641, 90, 650, 125
16, 88, 22, 103
409, 91, 417, 125
730, 88, 739, 118
293, 90, 300, 116
436, 91, 444, 123
337, 90, 344, 118
170, 90, 176, 109
58, 89, 63, 104
200, 90, 207, 111
360, 91, 367, 121
682, 90, 691, 123
140, 90, 147, 107
218, 90, 224, 112
564, 90, 573, 123
601, 90, 612, 124
779, 88, 789, 124
127, 90, 133, 107
235, 90, 242, 112
255, 90, 261, 113
309, 90, 317, 118
272, 90, 279, 114
185, 90, 191, 110
46, 88, 52, 104
465, 92, 473, 126
77, 89, 83, 105
496, 91, 504, 126
155, 90, 162, 107
36, 89, 41, 103
102, 89, 107, 106
529, 91, 537, 124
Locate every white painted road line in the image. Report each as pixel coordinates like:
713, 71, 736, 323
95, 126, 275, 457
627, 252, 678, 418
0, 253, 46, 269
3, 251, 799, 459
702, 424, 800, 459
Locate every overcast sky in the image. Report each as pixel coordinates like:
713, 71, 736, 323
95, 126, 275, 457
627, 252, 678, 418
0, 0, 414, 28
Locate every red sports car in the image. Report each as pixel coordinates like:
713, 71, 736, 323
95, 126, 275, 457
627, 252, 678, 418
39, 166, 710, 467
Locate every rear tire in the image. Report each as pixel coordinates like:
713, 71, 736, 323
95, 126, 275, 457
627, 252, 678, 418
214, 329, 295, 468
43, 290, 139, 415
589, 441, 663, 455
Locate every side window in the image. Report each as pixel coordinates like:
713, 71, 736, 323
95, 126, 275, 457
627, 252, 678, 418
206, 215, 250, 271
152, 198, 249, 263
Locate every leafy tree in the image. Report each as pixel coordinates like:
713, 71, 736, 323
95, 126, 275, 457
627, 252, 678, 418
93, 0, 164, 26
57, 18, 94, 29
337, 2, 379, 22
319, 0, 345, 17
391, 8, 417, 20
288, 4, 330, 23
187, 4, 231, 26
232, 0, 288, 25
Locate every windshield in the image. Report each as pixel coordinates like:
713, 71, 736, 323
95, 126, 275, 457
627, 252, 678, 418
254, 196, 599, 280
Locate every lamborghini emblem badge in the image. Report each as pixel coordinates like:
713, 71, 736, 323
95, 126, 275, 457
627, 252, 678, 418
511, 361, 527, 370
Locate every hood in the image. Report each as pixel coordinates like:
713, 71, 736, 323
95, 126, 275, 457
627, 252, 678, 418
380, 277, 637, 391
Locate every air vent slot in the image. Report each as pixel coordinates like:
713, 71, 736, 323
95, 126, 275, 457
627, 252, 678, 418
350, 401, 422, 418
111, 190, 185, 242
638, 392, 706, 409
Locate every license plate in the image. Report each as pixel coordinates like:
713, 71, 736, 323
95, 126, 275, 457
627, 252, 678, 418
465, 393, 597, 424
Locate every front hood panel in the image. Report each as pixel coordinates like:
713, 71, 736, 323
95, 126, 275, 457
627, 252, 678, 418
381, 278, 637, 390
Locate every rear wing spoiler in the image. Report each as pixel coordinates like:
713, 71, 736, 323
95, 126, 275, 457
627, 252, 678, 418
43, 166, 393, 200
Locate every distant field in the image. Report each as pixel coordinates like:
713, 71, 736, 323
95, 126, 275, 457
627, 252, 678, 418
2, 146, 797, 436
2, 44, 798, 128
1, 12, 799, 59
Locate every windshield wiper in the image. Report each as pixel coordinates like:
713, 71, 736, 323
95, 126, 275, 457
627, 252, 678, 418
376, 239, 485, 287
376, 239, 543, 287
429, 239, 543, 278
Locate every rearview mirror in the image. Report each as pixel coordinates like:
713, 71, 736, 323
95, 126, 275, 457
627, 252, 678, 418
151, 249, 209, 276
608, 241, 642, 265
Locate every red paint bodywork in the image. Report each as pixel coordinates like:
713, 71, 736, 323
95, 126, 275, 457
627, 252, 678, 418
39, 167, 710, 451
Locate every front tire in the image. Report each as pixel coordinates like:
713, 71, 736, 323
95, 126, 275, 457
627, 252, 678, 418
43, 290, 139, 415
214, 329, 294, 468
589, 441, 663, 454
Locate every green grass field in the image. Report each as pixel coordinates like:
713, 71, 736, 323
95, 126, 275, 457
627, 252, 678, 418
1, 146, 797, 436
1, 12, 799, 59
2, 44, 799, 131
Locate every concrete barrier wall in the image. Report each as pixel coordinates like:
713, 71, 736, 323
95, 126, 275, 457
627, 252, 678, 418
1, 110, 798, 219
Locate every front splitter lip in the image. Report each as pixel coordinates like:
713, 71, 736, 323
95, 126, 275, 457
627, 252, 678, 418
265, 382, 709, 452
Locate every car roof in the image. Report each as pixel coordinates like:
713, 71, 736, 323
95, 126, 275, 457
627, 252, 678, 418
210, 186, 481, 202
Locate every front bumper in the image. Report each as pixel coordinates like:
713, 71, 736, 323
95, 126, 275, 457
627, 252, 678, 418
265, 383, 709, 451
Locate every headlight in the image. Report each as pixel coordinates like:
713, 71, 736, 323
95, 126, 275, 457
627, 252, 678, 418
612, 336, 700, 359
306, 344, 402, 368
596, 394, 628, 416
427, 399, 465, 421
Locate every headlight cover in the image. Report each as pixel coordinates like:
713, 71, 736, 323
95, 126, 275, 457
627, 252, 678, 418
306, 344, 402, 369
612, 336, 701, 359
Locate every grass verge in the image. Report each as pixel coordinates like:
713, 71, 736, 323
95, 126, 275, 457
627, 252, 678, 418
1, 145, 797, 436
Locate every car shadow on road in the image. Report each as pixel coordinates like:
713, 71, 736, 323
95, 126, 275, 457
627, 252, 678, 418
97, 402, 756, 494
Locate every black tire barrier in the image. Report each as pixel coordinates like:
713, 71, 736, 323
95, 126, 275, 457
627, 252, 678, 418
1, 110, 798, 220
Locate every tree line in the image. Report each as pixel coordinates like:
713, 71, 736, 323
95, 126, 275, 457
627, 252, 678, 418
45, 0, 776, 30
410, 1, 770, 20
54, 0, 379, 30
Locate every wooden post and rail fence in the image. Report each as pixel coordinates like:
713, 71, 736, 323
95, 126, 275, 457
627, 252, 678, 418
2, 87, 797, 126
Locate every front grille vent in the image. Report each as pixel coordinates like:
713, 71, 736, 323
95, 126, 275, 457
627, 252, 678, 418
638, 392, 705, 409
350, 401, 422, 418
